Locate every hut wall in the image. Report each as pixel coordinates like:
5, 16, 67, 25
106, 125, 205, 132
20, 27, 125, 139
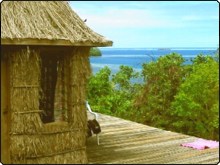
1, 51, 10, 164
9, 47, 43, 163
9, 46, 91, 164
67, 47, 91, 129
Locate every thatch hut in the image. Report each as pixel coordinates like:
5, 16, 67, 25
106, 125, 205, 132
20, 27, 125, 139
1, 1, 112, 164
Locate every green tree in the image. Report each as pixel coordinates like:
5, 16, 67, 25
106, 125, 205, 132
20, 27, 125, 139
89, 47, 102, 56
111, 65, 141, 119
87, 66, 113, 114
170, 55, 219, 140
86, 52, 219, 140
87, 65, 141, 119
134, 53, 186, 128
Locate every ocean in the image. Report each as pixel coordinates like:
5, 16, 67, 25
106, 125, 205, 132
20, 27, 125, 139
89, 48, 217, 74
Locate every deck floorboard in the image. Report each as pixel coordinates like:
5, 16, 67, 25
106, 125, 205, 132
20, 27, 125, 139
86, 113, 219, 164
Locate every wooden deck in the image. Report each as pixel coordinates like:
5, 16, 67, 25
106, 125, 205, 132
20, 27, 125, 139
86, 113, 219, 164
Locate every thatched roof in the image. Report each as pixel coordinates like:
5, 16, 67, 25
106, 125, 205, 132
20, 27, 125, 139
1, 1, 113, 46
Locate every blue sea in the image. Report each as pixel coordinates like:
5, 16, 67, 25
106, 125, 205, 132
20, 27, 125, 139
90, 47, 217, 75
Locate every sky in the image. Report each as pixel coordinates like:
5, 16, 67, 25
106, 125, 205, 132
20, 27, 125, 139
70, 1, 219, 48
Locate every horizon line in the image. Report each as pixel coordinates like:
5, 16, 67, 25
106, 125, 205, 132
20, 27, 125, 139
99, 47, 218, 49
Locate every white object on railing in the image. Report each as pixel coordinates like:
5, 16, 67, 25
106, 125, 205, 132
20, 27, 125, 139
86, 101, 98, 120
86, 101, 100, 145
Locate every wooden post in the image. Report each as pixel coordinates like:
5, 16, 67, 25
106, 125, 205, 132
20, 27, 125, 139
1, 52, 10, 163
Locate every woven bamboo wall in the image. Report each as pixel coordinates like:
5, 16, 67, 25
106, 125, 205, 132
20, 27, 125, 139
8, 46, 91, 164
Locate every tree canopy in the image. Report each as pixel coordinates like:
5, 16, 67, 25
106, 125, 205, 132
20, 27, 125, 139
87, 53, 219, 140
89, 47, 102, 56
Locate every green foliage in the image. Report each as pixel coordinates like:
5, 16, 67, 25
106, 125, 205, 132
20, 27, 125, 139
134, 53, 186, 127
87, 65, 141, 119
111, 65, 142, 119
89, 47, 102, 56
214, 48, 219, 62
112, 65, 140, 91
86, 53, 219, 140
170, 56, 219, 140
87, 66, 113, 114
191, 54, 214, 64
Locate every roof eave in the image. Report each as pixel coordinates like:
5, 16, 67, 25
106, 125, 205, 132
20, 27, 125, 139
1, 38, 113, 47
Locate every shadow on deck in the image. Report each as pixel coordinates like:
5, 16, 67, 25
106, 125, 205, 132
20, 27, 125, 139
86, 113, 219, 164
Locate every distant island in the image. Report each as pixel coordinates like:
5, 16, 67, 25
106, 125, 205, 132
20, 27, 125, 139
89, 47, 102, 56
158, 48, 171, 50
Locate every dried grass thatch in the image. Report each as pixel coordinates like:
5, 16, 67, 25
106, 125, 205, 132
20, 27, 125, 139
1, 1, 112, 163
1, 1, 113, 46
8, 46, 91, 164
